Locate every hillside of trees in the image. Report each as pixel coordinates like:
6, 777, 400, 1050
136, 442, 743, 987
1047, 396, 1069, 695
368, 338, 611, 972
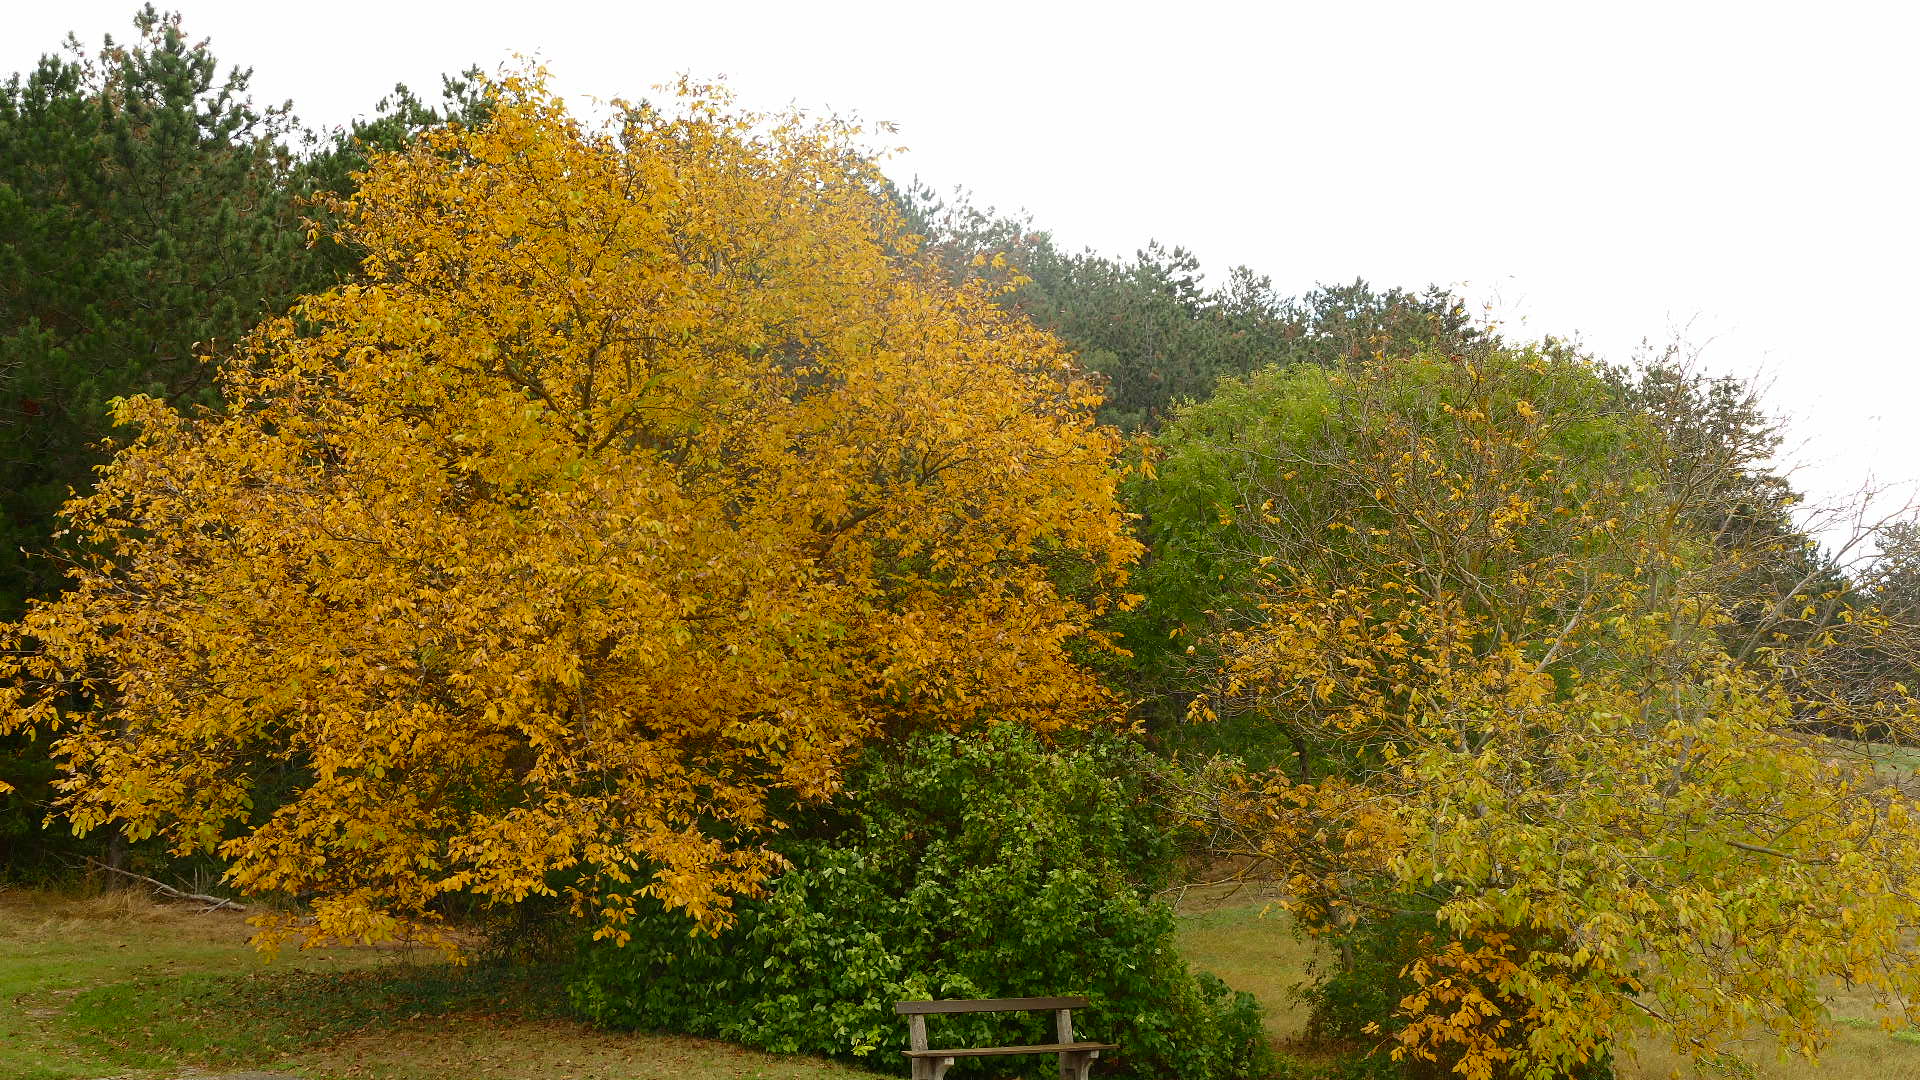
6, 11, 1920, 1080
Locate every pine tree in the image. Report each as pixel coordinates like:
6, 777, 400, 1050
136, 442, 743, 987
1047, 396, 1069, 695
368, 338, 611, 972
0, 8, 479, 876
0, 5, 324, 617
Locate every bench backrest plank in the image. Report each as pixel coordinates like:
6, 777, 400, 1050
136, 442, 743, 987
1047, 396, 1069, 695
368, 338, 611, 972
894, 996, 1088, 1015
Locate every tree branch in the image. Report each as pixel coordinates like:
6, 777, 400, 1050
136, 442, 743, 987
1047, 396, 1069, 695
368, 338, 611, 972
85, 858, 246, 912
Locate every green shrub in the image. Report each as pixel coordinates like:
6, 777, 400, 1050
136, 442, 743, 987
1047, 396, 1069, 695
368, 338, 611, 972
569, 726, 1271, 1079
1301, 908, 1427, 1049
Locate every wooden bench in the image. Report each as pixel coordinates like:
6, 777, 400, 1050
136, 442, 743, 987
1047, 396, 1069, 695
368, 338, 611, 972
895, 996, 1117, 1080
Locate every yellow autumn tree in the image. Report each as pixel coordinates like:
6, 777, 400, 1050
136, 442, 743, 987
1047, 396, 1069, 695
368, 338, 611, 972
1152, 351, 1920, 1078
0, 74, 1140, 950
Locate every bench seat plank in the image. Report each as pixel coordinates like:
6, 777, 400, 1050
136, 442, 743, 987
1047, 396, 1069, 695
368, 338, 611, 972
895, 997, 1088, 1014
905, 1042, 1118, 1058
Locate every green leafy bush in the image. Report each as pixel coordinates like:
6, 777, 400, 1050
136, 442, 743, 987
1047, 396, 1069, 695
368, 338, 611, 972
568, 727, 1270, 1079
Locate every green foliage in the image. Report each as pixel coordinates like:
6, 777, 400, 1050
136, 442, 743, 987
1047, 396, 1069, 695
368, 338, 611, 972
1123, 347, 1636, 739
1615, 362, 1920, 746
0, 4, 484, 621
1144, 347, 1920, 1075
1302, 910, 1423, 1047
569, 727, 1269, 1080
0, 7, 319, 868
0, 8, 482, 878
0, 6, 320, 616
902, 190, 1503, 745
904, 186, 1482, 432
0, 739, 64, 881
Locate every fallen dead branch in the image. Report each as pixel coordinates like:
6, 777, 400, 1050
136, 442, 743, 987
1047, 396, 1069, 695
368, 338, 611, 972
84, 858, 246, 913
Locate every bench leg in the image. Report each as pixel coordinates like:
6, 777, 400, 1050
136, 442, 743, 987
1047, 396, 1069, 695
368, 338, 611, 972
1059, 1049, 1099, 1080
912, 1056, 955, 1080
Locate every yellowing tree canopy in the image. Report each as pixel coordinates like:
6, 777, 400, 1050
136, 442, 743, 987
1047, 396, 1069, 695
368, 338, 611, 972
0, 74, 1140, 948
1163, 354, 1920, 1077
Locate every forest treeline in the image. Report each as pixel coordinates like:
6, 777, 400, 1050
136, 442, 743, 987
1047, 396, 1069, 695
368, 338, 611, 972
7, 10, 1920, 1080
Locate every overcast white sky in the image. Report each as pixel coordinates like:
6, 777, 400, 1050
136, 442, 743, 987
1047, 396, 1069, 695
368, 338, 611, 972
9, 0, 1918, 542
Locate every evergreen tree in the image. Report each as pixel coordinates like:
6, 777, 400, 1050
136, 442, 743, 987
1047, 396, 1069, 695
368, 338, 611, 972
292, 69, 493, 280
903, 185, 1482, 431
0, 6, 322, 617
0, 7, 479, 877
0, 7, 484, 617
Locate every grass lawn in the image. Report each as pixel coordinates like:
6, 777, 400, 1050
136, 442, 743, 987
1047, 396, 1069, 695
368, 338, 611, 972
13, 881, 1920, 1079
1171, 883, 1318, 1043
0, 885, 866, 1080
1171, 889, 1920, 1080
